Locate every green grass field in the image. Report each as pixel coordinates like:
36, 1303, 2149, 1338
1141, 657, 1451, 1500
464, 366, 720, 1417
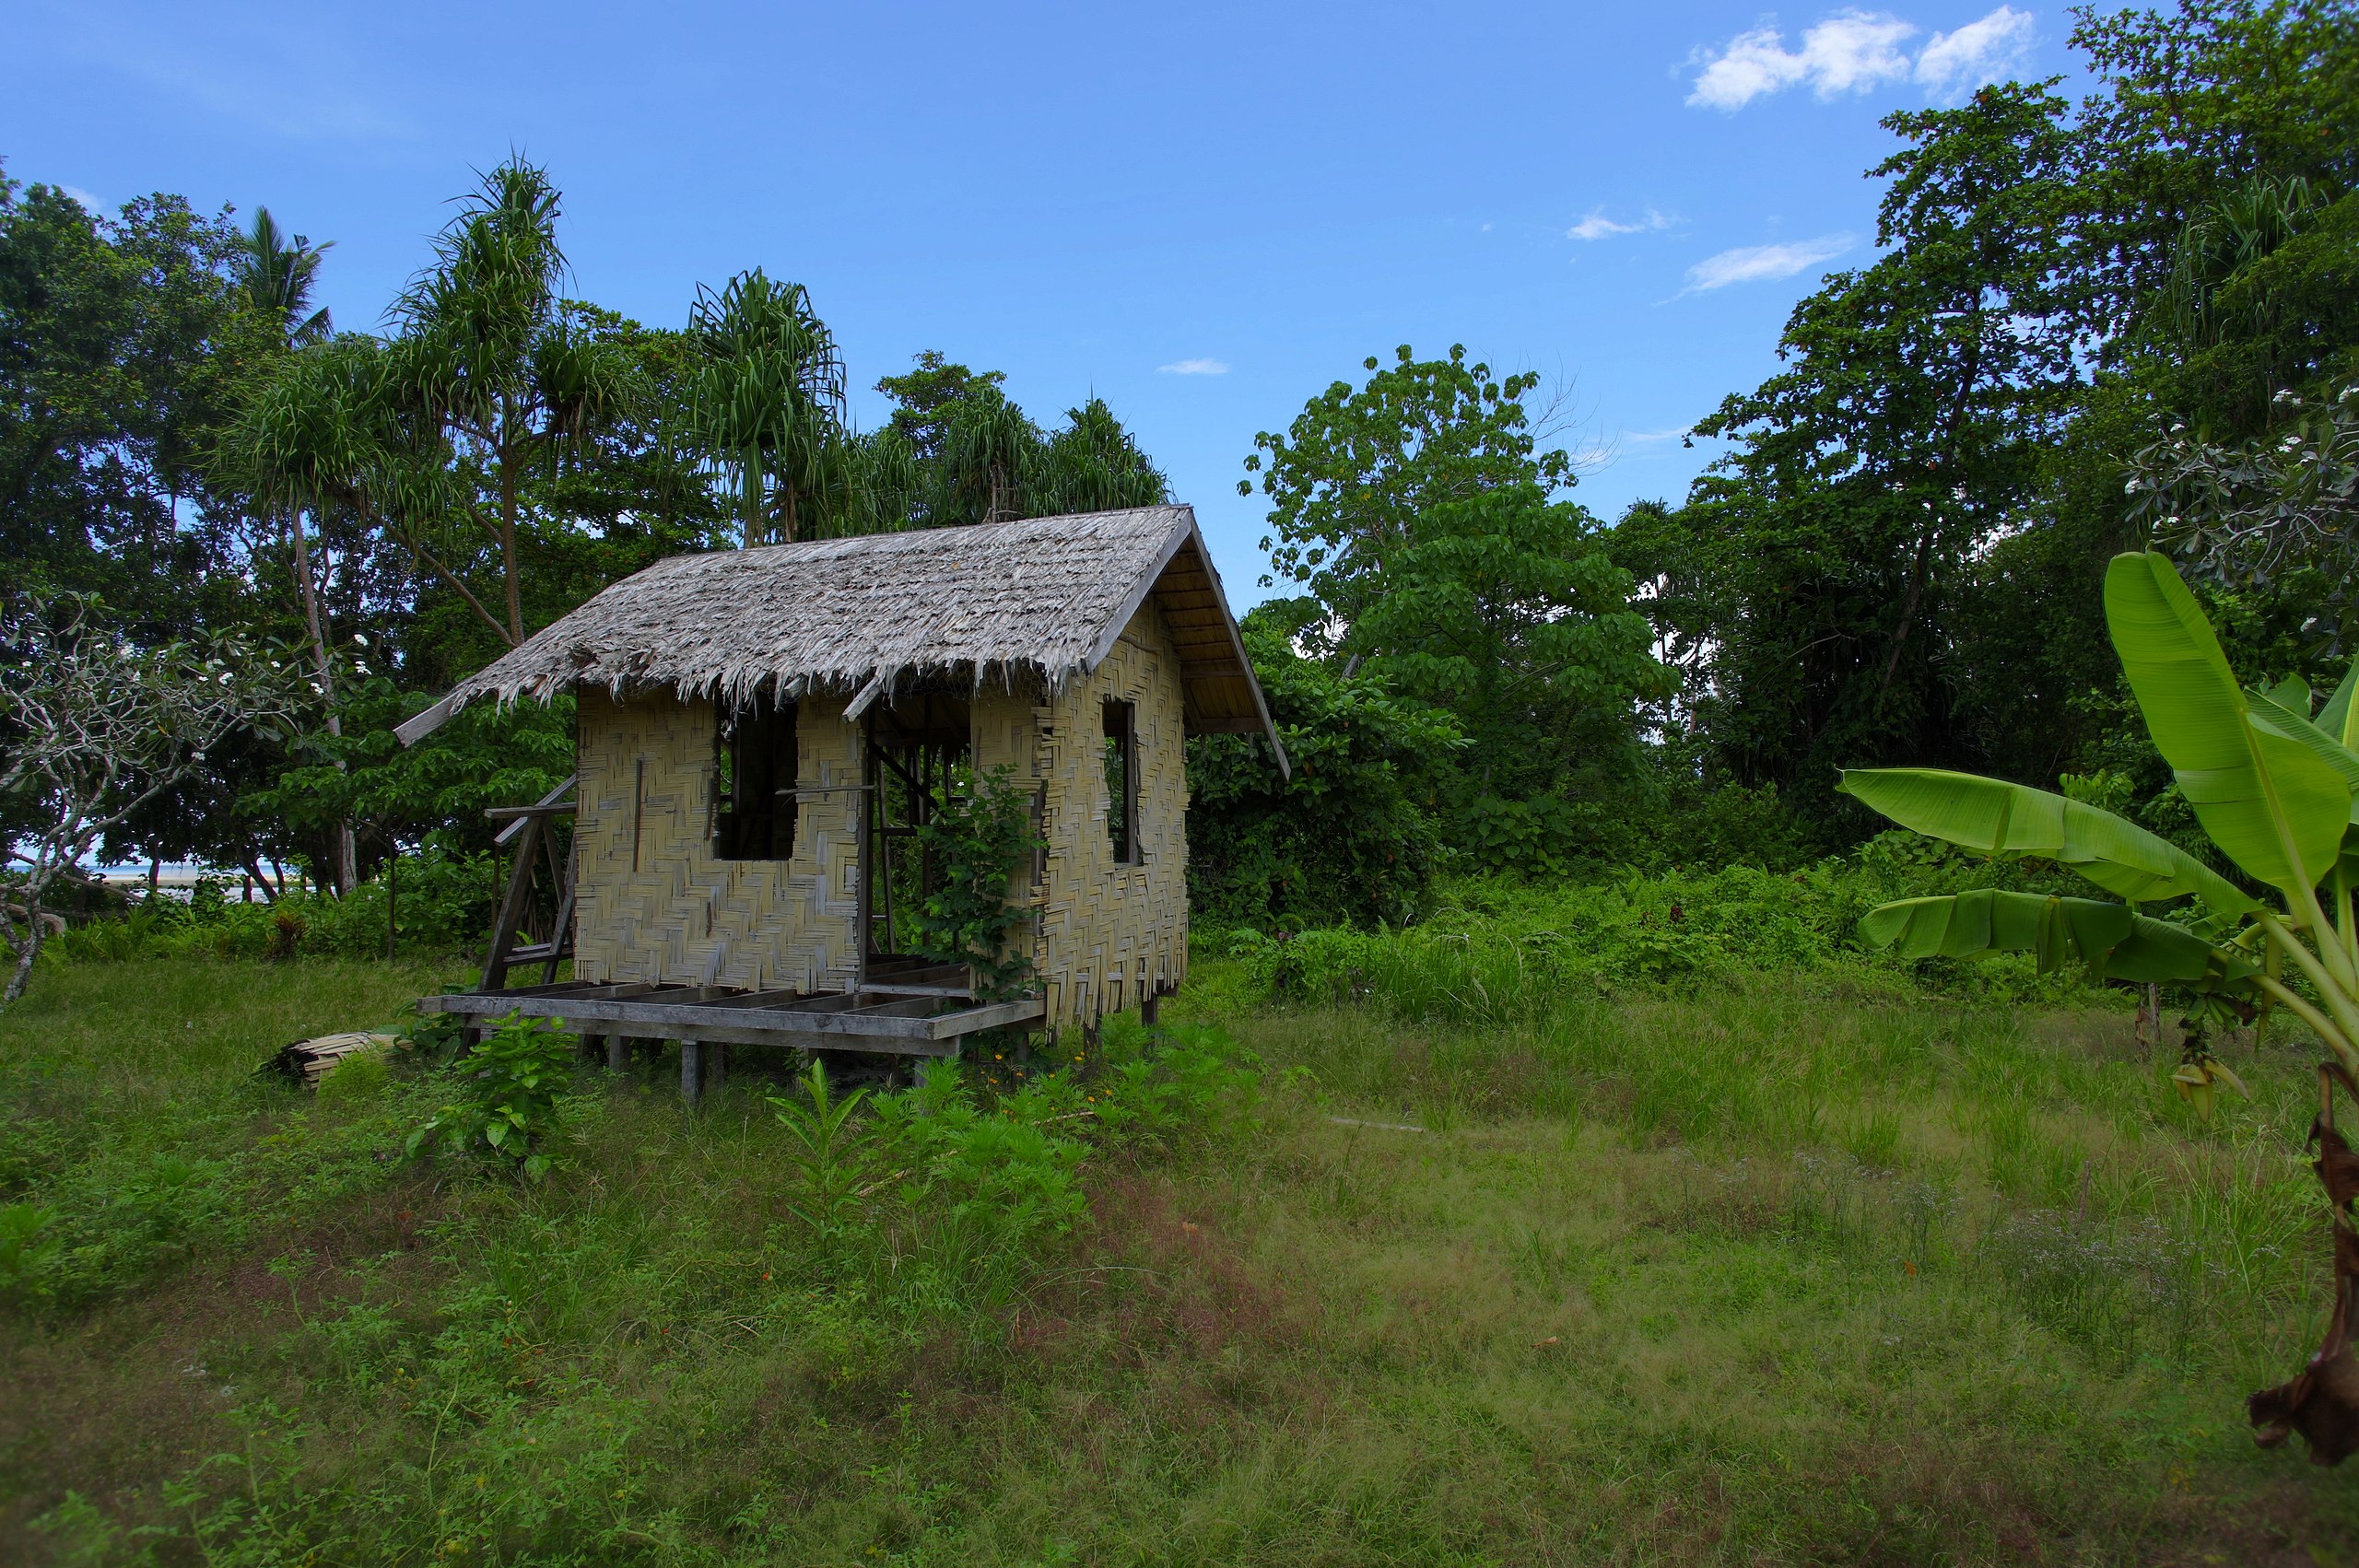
5, 956, 2358, 1564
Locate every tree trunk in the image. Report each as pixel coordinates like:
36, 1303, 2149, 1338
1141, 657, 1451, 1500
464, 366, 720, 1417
498, 406, 525, 643
286, 512, 354, 895
2, 877, 47, 1006
4, 926, 39, 1004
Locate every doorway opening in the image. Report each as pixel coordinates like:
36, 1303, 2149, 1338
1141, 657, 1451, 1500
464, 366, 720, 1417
863, 690, 971, 968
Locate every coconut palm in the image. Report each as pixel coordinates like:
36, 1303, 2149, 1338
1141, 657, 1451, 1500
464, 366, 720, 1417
237, 207, 334, 348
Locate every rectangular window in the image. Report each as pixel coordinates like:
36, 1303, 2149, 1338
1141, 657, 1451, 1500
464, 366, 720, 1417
1102, 698, 1139, 865
713, 696, 798, 860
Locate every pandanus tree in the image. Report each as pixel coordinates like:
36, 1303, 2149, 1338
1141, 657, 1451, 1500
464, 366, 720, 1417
1035, 397, 1168, 516
937, 386, 1039, 526
393, 158, 641, 640
684, 269, 846, 546
1843, 550, 2359, 1463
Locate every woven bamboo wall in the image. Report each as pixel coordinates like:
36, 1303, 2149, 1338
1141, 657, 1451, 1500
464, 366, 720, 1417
573, 688, 863, 990
1031, 599, 1190, 1027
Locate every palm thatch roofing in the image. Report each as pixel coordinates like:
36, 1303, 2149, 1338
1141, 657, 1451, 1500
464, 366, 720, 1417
395, 505, 1286, 773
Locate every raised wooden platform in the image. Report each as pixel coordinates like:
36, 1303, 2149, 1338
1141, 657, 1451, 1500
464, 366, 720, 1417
418, 977, 1041, 1059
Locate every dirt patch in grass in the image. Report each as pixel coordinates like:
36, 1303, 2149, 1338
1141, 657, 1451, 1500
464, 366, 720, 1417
0, 1174, 454, 1556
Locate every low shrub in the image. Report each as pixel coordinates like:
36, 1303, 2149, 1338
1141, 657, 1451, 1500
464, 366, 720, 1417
406, 1012, 580, 1181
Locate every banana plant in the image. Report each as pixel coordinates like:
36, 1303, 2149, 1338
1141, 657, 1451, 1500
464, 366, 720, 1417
1845, 549, 2359, 1463
1840, 550, 2359, 1097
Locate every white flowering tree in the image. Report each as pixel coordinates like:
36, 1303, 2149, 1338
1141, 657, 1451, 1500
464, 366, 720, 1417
2133, 384, 2359, 651
0, 594, 306, 1004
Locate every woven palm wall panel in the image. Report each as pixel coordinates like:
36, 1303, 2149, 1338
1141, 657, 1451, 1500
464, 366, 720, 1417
1032, 601, 1190, 1027
573, 688, 862, 991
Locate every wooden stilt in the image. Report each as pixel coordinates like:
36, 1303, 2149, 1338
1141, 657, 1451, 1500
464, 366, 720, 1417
605, 1034, 627, 1071
1141, 992, 1159, 1027
680, 1040, 701, 1104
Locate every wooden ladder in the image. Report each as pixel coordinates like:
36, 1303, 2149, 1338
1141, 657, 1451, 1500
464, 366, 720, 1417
479, 774, 579, 992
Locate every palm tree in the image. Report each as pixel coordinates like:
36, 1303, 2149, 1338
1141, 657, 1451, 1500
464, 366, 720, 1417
684, 269, 847, 546
938, 387, 1040, 526
391, 158, 640, 641
238, 207, 334, 348
1037, 397, 1169, 515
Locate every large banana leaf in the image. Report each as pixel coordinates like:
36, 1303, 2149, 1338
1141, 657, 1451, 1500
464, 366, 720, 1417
2103, 553, 2351, 899
2248, 686, 2359, 825
1838, 767, 2259, 917
1860, 889, 2257, 986
2319, 663, 2359, 747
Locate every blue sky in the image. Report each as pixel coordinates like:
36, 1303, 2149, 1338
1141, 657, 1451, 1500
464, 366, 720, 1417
7, 1, 2079, 606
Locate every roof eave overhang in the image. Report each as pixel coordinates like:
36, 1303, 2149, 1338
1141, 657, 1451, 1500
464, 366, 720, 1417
1074, 511, 1288, 779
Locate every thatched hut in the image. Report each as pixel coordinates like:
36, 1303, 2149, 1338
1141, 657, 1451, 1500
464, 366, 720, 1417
402, 506, 1284, 1078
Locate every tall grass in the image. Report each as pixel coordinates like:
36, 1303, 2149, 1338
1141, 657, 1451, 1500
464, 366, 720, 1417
8, 957, 2359, 1562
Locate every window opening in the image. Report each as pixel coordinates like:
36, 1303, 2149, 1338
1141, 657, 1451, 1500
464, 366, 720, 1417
713, 695, 799, 860
1103, 698, 1139, 865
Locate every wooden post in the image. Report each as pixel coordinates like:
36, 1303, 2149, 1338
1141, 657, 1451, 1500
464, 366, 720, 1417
606, 1034, 627, 1072
541, 837, 577, 985
1141, 991, 1159, 1027
680, 1040, 701, 1104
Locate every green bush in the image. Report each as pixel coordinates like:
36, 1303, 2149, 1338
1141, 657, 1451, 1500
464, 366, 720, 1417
42, 848, 498, 966
407, 1013, 580, 1180
1205, 837, 2106, 1026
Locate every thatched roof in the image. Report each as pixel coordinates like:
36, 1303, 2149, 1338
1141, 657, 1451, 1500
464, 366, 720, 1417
395, 505, 1286, 773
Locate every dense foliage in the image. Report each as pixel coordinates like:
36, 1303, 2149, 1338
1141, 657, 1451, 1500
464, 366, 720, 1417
1616, 0, 2359, 847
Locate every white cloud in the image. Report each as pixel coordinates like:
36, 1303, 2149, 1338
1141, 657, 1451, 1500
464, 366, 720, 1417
1916, 6, 2035, 98
1156, 357, 1229, 376
1684, 234, 1855, 291
1687, 7, 2029, 111
57, 185, 106, 212
1688, 11, 1917, 110
1569, 206, 1673, 241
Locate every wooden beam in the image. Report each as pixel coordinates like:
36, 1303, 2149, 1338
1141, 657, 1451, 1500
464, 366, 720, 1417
843, 997, 940, 1019
924, 999, 1047, 1038
699, 988, 812, 1011
490, 774, 577, 848
416, 989, 1018, 1045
